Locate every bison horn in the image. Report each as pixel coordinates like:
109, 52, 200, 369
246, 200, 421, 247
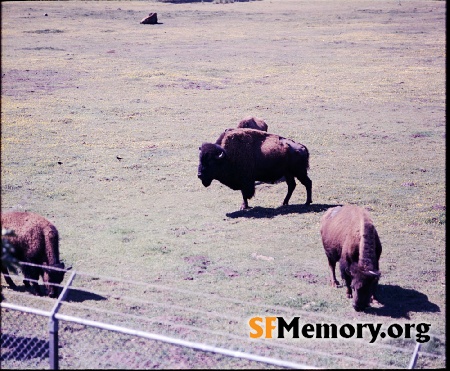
217, 151, 224, 159
368, 270, 380, 276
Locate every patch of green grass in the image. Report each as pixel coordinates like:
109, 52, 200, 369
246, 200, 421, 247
1, 0, 445, 368
109, 228, 135, 235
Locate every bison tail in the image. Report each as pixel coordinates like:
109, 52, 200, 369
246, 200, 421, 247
298, 145, 310, 170
304, 146, 310, 170
44, 225, 60, 265
285, 139, 310, 170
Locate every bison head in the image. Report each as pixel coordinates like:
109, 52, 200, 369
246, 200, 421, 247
350, 266, 380, 311
43, 262, 68, 298
198, 143, 227, 187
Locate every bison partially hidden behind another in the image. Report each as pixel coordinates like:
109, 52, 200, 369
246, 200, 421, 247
320, 205, 382, 311
198, 128, 312, 210
237, 116, 268, 132
1, 211, 67, 298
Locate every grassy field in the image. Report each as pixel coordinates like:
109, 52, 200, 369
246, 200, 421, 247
1, 0, 446, 368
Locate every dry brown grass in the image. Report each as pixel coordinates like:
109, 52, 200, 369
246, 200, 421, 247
1, 0, 445, 368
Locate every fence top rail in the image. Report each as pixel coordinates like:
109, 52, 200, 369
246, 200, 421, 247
0, 302, 318, 370
54, 312, 321, 369
1, 301, 51, 317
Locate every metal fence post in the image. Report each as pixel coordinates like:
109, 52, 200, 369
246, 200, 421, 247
49, 317, 59, 370
408, 342, 421, 369
48, 270, 77, 370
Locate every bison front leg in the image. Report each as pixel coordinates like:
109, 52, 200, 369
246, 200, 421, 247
340, 264, 353, 298
370, 281, 381, 305
22, 267, 44, 296
240, 182, 255, 210
240, 198, 249, 210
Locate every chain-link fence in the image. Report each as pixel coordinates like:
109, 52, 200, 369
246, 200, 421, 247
1, 264, 446, 369
1, 310, 49, 369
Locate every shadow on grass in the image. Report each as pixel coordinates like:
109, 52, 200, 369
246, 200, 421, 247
366, 284, 440, 319
1, 282, 51, 298
0, 334, 49, 361
226, 203, 340, 219
65, 288, 107, 303
1, 284, 106, 302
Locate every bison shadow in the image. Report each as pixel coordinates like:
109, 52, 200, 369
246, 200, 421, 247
1, 282, 46, 297
65, 288, 107, 303
366, 284, 440, 319
0, 334, 49, 361
226, 203, 340, 219
1, 284, 106, 303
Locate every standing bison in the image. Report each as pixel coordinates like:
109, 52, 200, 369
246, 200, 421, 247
198, 128, 312, 210
1, 211, 68, 298
320, 205, 382, 311
237, 116, 268, 132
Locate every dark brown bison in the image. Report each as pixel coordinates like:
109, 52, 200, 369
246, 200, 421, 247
198, 128, 312, 210
237, 116, 268, 132
1, 211, 68, 298
320, 205, 382, 311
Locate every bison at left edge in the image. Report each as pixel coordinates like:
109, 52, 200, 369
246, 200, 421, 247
320, 204, 382, 311
197, 128, 312, 210
1, 211, 68, 298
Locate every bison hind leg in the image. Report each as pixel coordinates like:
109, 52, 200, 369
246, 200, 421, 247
282, 175, 296, 205
327, 259, 340, 287
296, 171, 312, 205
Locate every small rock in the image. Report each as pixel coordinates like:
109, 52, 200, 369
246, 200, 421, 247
140, 13, 158, 25
251, 252, 274, 261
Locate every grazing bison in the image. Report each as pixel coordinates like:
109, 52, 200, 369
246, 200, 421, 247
237, 116, 268, 132
320, 205, 382, 311
1, 211, 68, 298
198, 128, 312, 210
